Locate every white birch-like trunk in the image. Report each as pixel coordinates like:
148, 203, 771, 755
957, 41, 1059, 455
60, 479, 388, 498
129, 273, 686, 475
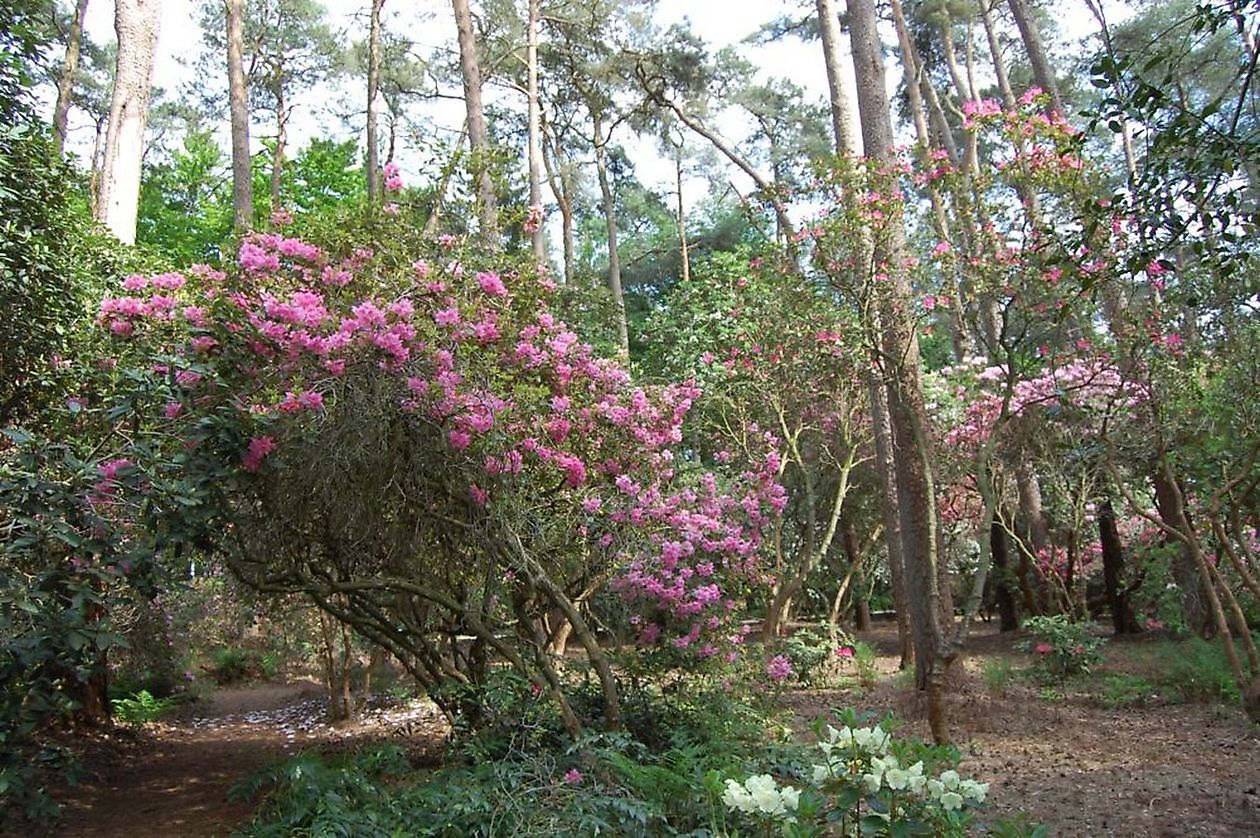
96, 0, 161, 245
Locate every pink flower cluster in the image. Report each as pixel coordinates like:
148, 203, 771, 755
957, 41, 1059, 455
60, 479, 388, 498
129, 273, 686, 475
99, 221, 785, 659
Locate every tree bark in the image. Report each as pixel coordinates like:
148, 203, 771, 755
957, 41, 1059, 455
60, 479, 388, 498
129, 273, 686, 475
526, 0, 545, 260
269, 76, 287, 212
592, 111, 629, 360
674, 144, 690, 284
1098, 497, 1141, 635
848, 0, 954, 744
990, 512, 1020, 631
1006, 0, 1065, 114
1153, 464, 1212, 636
53, 0, 90, 156
979, 0, 1017, 109
814, 0, 860, 156
540, 118, 575, 284
452, 0, 499, 245
366, 0, 385, 202
226, 0, 253, 231
95, 0, 162, 244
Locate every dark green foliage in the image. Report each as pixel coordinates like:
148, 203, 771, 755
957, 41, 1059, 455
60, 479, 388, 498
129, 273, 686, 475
233, 683, 776, 837
0, 122, 134, 426
1159, 637, 1242, 704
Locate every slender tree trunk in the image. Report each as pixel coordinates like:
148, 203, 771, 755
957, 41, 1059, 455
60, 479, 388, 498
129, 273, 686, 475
849, 0, 954, 744
366, 0, 385, 202
541, 121, 574, 284
226, 0, 253, 231
674, 144, 690, 284
96, 0, 161, 244
979, 0, 1017, 109
269, 79, 287, 212
1006, 0, 1064, 114
526, 0, 545, 260
889, 0, 972, 360
815, 0, 860, 156
452, 0, 499, 245
869, 377, 913, 669
592, 111, 629, 360
847, 519, 873, 630
53, 0, 90, 156
1015, 460, 1050, 614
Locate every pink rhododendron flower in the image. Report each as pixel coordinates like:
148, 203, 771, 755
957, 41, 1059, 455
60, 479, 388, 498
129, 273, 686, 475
765, 654, 793, 682
476, 271, 509, 297
242, 436, 277, 473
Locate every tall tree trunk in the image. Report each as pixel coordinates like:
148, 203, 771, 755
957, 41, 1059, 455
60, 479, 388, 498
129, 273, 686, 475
1015, 460, 1050, 614
53, 0, 90, 156
979, 0, 1017, 109
1098, 497, 1141, 635
814, 0, 860, 156
226, 0, 253, 231
269, 78, 287, 213
452, 0, 499, 245
95, 0, 161, 244
990, 512, 1020, 631
366, 0, 385, 202
592, 111, 629, 360
541, 119, 574, 284
869, 376, 913, 669
526, 0, 545, 260
1006, 0, 1064, 114
848, 0, 954, 744
1153, 464, 1212, 636
889, 0, 972, 360
674, 144, 690, 284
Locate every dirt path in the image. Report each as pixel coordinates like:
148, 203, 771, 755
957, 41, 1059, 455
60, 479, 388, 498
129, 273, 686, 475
785, 625, 1260, 836
21, 627, 1260, 836
34, 681, 444, 838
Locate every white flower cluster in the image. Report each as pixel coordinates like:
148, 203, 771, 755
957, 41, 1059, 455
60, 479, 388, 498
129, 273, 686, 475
722, 774, 801, 817
926, 769, 989, 811
811, 724, 988, 809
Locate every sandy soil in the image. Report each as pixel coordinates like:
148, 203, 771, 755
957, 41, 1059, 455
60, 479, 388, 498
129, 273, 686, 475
17, 625, 1260, 837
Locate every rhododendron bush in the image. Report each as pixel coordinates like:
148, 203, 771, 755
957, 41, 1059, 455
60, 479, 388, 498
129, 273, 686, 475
641, 250, 872, 638
97, 224, 785, 731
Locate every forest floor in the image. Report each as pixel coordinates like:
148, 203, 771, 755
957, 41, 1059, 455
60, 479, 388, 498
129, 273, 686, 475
23, 623, 1260, 837
783, 624, 1260, 837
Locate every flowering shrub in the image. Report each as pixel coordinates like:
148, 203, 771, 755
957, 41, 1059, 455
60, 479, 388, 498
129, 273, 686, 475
776, 626, 857, 688
721, 717, 988, 836
1019, 615, 1105, 681
93, 212, 786, 730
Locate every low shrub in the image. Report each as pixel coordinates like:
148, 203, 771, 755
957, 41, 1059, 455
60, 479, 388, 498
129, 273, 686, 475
1019, 615, 1104, 681
981, 658, 1017, 696
110, 689, 175, 726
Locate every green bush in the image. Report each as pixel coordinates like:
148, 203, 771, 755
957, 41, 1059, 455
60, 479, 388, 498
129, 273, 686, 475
1019, 615, 1105, 681
110, 689, 174, 726
1094, 673, 1158, 709
1159, 637, 1240, 704
778, 626, 857, 688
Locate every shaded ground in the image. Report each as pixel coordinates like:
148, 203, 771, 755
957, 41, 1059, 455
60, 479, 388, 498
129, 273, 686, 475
784, 624, 1260, 836
29, 681, 446, 838
19, 625, 1260, 836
